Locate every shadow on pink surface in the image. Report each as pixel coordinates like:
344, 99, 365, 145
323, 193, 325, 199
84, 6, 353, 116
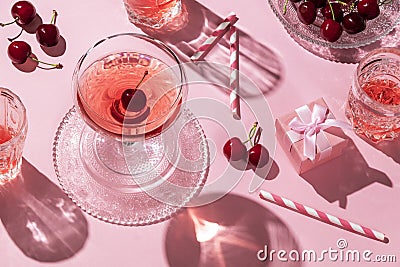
12, 56, 39, 73
41, 35, 67, 57
301, 138, 392, 209
0, 158, 88, 262
164, 194, 301, 267
362, 137, 400, 165
230, 157, 280, 181
18, 14, 43, 34
137, 0, 283, 98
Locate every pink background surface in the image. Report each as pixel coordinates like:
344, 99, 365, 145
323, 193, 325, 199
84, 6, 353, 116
0, 0, 399, 266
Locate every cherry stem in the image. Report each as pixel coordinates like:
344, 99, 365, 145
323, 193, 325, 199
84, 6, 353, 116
336, 0, 348, 5
283, 0, 289, 14
51, 10, 58, 24
136, 70, 149, 88
253, 127, 263, 146
7, 28, 23, 42
243, 122, 259, 147
30, 56, 63, 69
36, 65, 63, 70
378, 0, 392, 5
348, 1, 357, 12
0, 18, 18, 27
327, 0, 336, 21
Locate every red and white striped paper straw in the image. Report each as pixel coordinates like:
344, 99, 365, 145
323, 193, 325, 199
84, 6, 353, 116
259, 190, 388, 243
229, 26, 240, 120
190, 13, 239, 62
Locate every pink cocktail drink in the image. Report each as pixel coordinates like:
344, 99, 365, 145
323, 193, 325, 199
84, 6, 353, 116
0, 88, 27, 183
77, 51, 182, 139
124, 0, 182, 29
0, 127, 17, 176
346, 47, 400, 142
72, 33, 186, 180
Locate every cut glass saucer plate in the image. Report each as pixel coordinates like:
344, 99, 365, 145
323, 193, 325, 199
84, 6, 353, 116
53, 107, 209, 226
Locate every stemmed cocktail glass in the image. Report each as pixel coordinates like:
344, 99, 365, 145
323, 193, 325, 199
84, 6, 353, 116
53, 33, 209, 225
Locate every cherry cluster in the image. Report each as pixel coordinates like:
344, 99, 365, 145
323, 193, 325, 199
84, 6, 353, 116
290, 0, 381, 42
1, 1, 62, 69
223, 123, 270, 170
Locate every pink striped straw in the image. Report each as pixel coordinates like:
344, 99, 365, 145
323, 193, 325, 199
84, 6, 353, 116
190, 13, 239, 62
229, 26, 240, 120
259, 190, 389, 243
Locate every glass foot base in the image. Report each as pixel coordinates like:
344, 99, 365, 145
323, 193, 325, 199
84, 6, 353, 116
53, 107, 209, 226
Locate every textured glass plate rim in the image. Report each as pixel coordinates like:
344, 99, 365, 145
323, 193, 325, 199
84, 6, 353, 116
267, 0, 400, 49
52, 106, 210, 226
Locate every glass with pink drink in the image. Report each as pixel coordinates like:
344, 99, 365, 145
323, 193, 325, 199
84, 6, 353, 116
73, 33, 186, 177
52, 33, 209, 226
346, 47, 400, 142
123, 0, 182, 29
0, 88, 27, 184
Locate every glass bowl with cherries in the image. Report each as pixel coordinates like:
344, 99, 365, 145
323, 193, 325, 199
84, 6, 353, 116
267, 0, 400, 49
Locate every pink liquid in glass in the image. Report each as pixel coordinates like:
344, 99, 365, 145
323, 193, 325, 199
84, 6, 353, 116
347, 77, 400, 142
346, 48, 400, 142
361, 78, 400, 105
0, 126, 18, 176
124, 0, 182, 28
77, 52, 181, 138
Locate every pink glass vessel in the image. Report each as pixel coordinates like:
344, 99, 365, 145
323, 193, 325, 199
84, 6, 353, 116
346, 47, 400, 142
123, 0, 182, 29
0, 88, 27, 183
53, 33, 209, 226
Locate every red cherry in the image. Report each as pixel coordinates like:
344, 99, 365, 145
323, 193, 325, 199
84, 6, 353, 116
11, 1, 36, 25
120, 71, 148, 112
320, 19, 343, 42
7, 40, 62, 69
297, 2, 317, 25
36, 10, 60, 47
357, 0, 380, 20
309, 0, 326, 8
121, 89, 147, 112
36, 24, 60, 47
7, 41, 31, 64
342, 12, 366, 34
248, 144, 269, 169
322, 3, 344, 22
223, 137, 247, 161
111, 100, 150, 124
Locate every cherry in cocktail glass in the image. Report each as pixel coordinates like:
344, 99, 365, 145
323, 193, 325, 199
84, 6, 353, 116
73, 33, 186, 183
346, 47, 400, 142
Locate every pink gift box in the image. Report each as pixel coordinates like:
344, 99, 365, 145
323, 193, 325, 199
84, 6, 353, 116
275, 98, 349, 174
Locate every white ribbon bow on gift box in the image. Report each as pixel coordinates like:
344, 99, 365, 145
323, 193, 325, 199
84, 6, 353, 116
287, 104, 351, 161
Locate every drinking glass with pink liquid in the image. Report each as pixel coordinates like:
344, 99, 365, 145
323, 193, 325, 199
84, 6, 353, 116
52, 33, 210, 226
123, 0, 182, 29
73, 33, 186, 177
0, 88, 27, 184
346, 47, 400, 142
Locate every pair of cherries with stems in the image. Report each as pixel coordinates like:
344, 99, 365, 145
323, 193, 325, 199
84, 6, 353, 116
223, 122, 270, 170
2, 1, 62, 69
